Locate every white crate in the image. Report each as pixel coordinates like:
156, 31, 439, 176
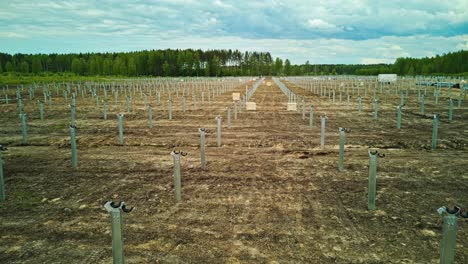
232, 93, 240, 101
246, 102, 256, 111
287, 103, 297, 111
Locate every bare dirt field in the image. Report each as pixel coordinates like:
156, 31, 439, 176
0, 77, 467, 263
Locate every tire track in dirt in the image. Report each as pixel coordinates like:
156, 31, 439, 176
232, 80, 325, 261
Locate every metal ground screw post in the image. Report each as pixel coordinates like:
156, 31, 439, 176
104, 201, 134, 264
17, 97, 23, 114
199, 128, 206, 169
70, 124, 78, 168
216, 116, 222, 147
367, 149, 384, 210
234, 102, 238, 120
38, 100, 44, 121
302, 100, 306, 120
320, 115, 327, 147
148, 105, 153, 128
0, 145, 7, 201
182, 96, 186, 112
432, 114, 438, 150
19, 113, 27, 144
168, 100, 172, 120
126, 96, 131, 112
171, 150, 187, 203
71, 92, 76, 109
448, 99, 453, 121
421, 95, 425, 114
338, 128, 349, 171
309, 106, 314, 128
102, 100, 108, 120
437, 206, 468, 264
397, 105, 403, 129
227, 107, 231, 128
71, 100, 76, 126
373, 99, 379, 120
117, 114, 124, 145
358, 96, 362, 112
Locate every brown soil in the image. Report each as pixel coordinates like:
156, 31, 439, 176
0, 77, 467, 263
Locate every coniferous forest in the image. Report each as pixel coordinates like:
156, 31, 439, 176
0, 49, 466, 77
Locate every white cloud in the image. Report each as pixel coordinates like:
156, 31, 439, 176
214, 0, 233, 9
0, 32, 27, 38
361, 58, 394, 64
0, 0, 466, 64
306, 19, 342, 33
456, 42, 468, 50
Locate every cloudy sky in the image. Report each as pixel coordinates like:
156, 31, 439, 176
0, 0, 467, 64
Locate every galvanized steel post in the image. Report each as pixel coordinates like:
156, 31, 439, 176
373, 99, 379, 120
117, 114, 124, 145
199, 128, 206, 169
338, 128, 346, 171
70, 124, 78, 169
432, 114, 438, 150
367, 150, 380, 210
171, 151, 186, 203
309, 106, 314, 128
320, 115, 327, 147
216, 116, 222, 147
397, 105, 402, 129
148, 105, 153, 128
168, 100, 173, 120
38, 100, 44, 121
19, 113, 27, 144
0, 146, 7, 201
436, 206, 466, 264
448, 99, 453, 121
104, 201, 133, 264
226, 107, 231, 128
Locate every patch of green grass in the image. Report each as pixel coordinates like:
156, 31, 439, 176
50, 123, 68, 130
10, 191, 42, 209
0, 72, 110, 85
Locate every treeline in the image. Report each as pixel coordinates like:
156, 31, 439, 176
289, 50, 467, 76
392, 50, 468, 76
0, 49, 466, 76
286, 62, 394, 76
0, 49, 275, 77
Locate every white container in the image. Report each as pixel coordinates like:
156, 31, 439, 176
246, 102, 256, 111
287, 103, 297, 111
378, 74, 397, 83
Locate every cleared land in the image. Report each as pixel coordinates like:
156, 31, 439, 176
0, 77, 467, 263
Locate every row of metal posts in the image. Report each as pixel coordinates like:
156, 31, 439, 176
282, 76, 467, 263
